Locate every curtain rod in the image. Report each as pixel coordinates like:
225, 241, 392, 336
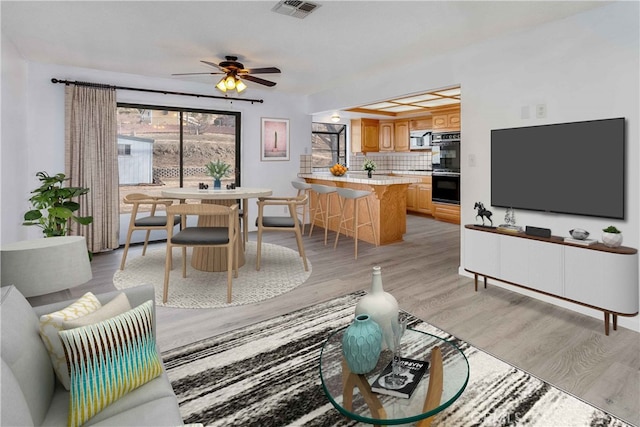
50, 78, 264, 104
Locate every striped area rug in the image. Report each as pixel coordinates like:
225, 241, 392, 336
161, 292, 633, 426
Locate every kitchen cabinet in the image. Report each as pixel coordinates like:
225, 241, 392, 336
409, 117, 432, 131
403, 175, 432, 215
432, 111, 460, 131
379, 121, 394, 152
394, 120, 410, 152
432, 202, 460, 224
351, 118, 379, 153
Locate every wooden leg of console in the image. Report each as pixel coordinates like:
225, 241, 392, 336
474, 273, 478, 292
417, 346, 443, 427
484, 276, 487, 289
604, 312, 610, 336
341, 359, 386, 424
613, 314, 618, 331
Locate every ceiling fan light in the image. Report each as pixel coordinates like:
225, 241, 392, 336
236, 79, 247, 93
225, 75, 236, 90
216, 78, 227, 92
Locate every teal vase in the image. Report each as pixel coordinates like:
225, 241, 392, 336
213, 179, 222, 190
342, 314, 382, 374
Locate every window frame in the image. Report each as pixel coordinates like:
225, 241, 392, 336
311, 122, 347, 167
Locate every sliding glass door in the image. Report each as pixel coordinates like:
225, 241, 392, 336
116, 104, 240, 243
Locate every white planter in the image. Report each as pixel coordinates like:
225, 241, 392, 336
602, 232, 623, 248
355, 266, 399, 351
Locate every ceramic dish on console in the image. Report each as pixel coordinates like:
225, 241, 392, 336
569, 228, 589, 240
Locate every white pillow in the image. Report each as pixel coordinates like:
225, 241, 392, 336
63, 293, 131, 330
39, 292, 102, 390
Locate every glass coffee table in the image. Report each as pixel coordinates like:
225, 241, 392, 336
320, 327, 469, 426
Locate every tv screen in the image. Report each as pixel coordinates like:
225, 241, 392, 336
491, 118, 625, 219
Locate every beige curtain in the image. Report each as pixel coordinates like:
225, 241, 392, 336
65, 84, 119, 252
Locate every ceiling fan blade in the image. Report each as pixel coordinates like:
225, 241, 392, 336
242, 67, 281, 74
241, 75, 277, 87
200, 60, 226, 72
171, 72, 224, 76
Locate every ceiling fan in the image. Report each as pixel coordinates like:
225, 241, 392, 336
172, 56, 281, 93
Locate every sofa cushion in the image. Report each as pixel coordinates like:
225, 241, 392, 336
1, 285, 56, 426
39, 291, 102, 390
62, 292, 131, 329
58, 300, 163, 427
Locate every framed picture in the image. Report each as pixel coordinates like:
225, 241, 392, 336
261, 118, 290, 161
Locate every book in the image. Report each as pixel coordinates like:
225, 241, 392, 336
370, 357, 429, 399
564, 237, 598, 246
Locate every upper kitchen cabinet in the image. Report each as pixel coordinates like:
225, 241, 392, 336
432, 109, 460, 131
351, 118, 379, 153
394, 120, 410, 152
409, 117, 432, 131
379, 121, 395, 152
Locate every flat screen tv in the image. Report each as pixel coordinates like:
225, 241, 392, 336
491, 117, 625, 219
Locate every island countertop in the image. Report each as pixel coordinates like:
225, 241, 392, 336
297, 172, 423, 185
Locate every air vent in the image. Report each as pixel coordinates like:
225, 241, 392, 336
272, 0, 320, 19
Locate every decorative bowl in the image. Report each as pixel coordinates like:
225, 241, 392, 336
329, 164, 347, 176
569, 229, 589, 240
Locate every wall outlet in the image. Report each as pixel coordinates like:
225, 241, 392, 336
536, 104, 547, 118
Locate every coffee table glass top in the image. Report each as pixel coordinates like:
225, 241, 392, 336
320, 327, 469, 425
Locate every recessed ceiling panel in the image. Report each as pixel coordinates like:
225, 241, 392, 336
394, 94, 440, 104
415, 98, 461, 107
434, 88, 461, 97
361, 102, 398, 110
381, 105, 424, 113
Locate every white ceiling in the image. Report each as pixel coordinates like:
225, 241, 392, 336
2, 1, 607, 97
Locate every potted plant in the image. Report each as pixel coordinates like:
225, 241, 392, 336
363, 158, 377, 178
204, 160, 232, 189
23, 171, 93, 237
602, 225, 623, 248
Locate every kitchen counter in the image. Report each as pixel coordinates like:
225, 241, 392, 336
297, 172, 425, 184
300, 173, 420, 246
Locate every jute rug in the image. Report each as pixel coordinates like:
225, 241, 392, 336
161, 292, 633, 426
113, 242, 311, 308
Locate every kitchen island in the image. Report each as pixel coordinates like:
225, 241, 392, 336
298, 173, 421, 245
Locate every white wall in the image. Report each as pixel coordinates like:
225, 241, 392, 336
311, 2, 639, 331
1, 58, 310, 244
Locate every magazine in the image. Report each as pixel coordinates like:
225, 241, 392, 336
370, 357, 429, 399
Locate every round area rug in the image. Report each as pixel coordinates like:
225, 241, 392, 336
113, 242, 312, 308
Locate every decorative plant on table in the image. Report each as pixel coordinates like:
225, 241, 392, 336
362, 158, 377, 178
204, 160, 232, 189
602, 225, 623, 248
23, 171, 93, 237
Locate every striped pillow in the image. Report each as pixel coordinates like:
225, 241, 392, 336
58, 300, 162, 427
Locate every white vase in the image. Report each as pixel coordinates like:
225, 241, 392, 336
602, 232, 623, 248
355, 266, 399, 351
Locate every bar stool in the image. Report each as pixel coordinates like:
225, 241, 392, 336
291, 180, 312, 234
308, 184, 339, 245
333, 187, 378, 259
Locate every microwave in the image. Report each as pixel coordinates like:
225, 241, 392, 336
410, 130, 431, 150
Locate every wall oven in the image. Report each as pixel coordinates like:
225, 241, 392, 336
432, 172, 460, 205
431, 131, 461, 204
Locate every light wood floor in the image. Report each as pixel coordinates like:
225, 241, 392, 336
30, 215, 640, 425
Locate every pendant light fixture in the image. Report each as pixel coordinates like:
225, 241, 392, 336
331, 113, 341, 123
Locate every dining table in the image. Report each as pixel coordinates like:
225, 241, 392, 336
161, 187, 273, 272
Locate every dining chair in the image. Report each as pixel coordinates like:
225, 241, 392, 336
255, 194, 309, 272
291, 180, 312, 234
120, 193, 180, 270
163, 202, 240, 304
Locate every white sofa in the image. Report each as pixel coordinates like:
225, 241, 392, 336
1, 284, 184, 426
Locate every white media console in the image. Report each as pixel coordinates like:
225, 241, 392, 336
464, 225, 639, 335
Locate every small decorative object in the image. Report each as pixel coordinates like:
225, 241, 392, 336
226, 183, 236, 190
602, 226, 623, 248
198, 183, 209, 190
569, 228, 590, 240
498, 207, 522, 232
23, 171, 93, 237
204, 160, 231, 190
355, 266, 399, 350
474, 202, 493, 227
386, 313, 409, 387
341, 314, 383, 374
329, 163, 347, 176
363, 158, 377, 179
